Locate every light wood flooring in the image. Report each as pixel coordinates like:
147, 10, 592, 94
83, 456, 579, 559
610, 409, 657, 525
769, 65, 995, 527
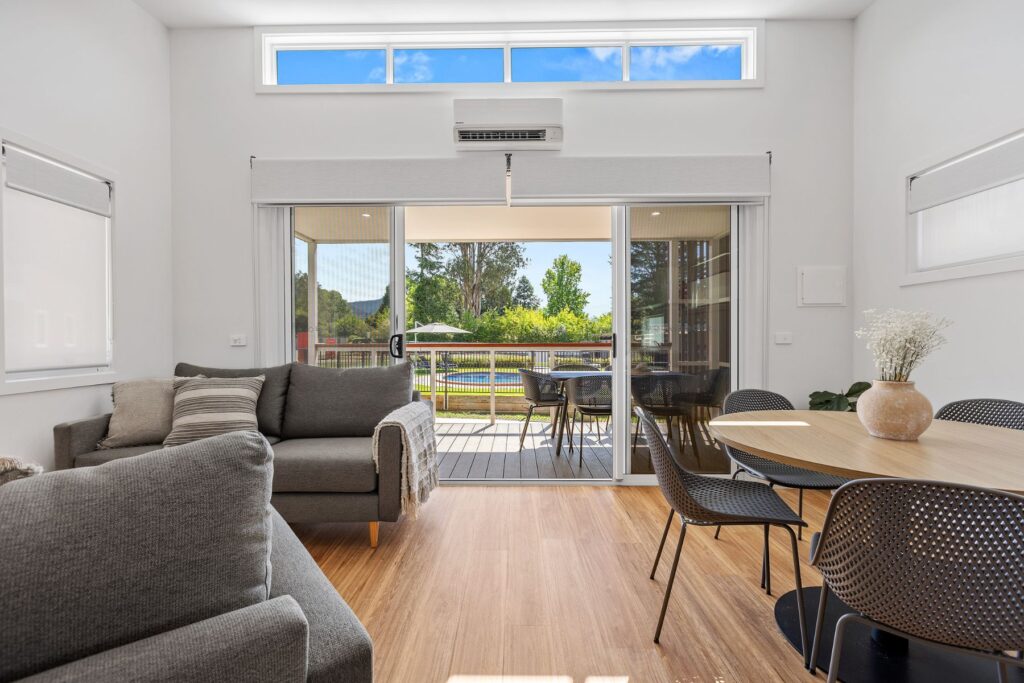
295, 484, 828, 682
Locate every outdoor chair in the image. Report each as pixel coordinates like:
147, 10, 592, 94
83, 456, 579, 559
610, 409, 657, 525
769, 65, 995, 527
935, 398, 1024, 430
638, 407, 808, 659
630, 373, 702, 464
564, 375, 612, 467
518, 369, 566, 451
715, 389, 847, 540
693, 367, 731, 437
809, 479, 1024, 682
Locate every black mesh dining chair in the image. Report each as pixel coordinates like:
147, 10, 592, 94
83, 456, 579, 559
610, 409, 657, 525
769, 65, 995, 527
809, 479, 1024, 682
638, 407, 809, 661
716, 389, 848, 540
631, 373, 702, 464
564, 375, 612, 468
518, 370, 566, 452
935, 398, 1024, 430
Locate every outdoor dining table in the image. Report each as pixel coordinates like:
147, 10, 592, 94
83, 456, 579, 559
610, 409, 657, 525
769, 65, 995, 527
709, 409, 1024, 683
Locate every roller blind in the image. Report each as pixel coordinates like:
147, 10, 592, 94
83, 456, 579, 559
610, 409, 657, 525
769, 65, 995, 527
252, 153, 771, 205
251, 156, 507, 204
3, 143, 111, 217
908, 132, 1024, 214
511, 154, 771, 203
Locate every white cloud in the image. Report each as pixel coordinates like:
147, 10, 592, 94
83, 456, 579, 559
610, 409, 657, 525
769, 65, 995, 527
394, 50, 433, 83
587, 46, 620, 62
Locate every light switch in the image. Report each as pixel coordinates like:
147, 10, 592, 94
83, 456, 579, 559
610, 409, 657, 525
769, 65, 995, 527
230, 334, 247, 347
798, 266, 847, 307
774, 331, 793, 345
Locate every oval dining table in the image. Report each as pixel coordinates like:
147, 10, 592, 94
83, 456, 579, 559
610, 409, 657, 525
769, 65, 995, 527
709, 410, 1024, 683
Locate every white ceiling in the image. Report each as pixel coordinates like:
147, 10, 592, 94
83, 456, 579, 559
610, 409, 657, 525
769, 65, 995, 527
135, 0, 874, 29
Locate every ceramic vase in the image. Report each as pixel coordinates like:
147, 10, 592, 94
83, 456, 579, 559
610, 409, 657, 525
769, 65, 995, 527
857, 380, 933, 441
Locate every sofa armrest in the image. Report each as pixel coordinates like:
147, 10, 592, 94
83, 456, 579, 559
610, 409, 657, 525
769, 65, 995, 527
376, 423, 404, 522
53, 414, 111, 470
19, 597, 309, 683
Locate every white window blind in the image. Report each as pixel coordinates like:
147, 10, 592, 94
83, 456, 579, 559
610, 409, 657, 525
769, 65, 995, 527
2, 141, 112, 374
907, 130, 1024, 279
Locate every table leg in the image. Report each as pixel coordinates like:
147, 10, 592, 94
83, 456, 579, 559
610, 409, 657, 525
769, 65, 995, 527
555, 402, 567, 456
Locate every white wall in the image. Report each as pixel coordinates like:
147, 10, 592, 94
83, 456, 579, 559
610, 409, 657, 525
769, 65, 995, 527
853, 0, 1024, 406
170, 21, 855, 405
0, 0, 173, 468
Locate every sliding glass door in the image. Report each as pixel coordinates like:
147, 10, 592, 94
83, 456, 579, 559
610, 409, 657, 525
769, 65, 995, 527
624, 205, 735, 476
290, 206, 397, 368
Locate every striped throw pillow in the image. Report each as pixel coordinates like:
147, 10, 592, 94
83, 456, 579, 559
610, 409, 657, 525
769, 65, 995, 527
163, 376, 265, 447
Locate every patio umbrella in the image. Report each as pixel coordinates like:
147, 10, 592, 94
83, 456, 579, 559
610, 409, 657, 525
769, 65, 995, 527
406, 322, 470, 410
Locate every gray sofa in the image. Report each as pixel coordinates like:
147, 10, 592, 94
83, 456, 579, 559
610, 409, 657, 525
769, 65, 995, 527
54, 361, 421, 547
0, 431, 372, 683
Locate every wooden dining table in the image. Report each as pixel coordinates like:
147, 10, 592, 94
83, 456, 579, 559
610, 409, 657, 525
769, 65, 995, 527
709, 410, 1024, 683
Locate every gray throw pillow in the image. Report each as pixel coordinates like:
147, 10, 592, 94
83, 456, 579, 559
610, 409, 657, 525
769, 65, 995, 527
0, 431, 274, 681
175, 363, 292, 437
163, 376, 265, 447
282, 362, 413, 438
98, 378, 176, 448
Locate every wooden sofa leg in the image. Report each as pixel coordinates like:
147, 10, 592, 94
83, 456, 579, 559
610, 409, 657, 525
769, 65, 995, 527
369, 522, 379, 548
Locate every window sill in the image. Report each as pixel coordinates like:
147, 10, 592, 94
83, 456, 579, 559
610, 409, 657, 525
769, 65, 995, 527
255, 79, 763, 95
0, 369, 117, 396
901, 253, 1024, 287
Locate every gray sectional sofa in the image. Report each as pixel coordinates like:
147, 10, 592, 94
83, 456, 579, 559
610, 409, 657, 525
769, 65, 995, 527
54, 361, 421, 546
0, 431, 373, 683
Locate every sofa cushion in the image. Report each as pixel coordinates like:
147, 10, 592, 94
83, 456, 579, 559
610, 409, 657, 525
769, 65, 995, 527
269, 508, 373, 683
271, 438, 377, 493
0, 431, 275, 682
98, 379, 175, 448
282, 363, 413, 439
176, 362, 293, 437
164, 376, 264, 447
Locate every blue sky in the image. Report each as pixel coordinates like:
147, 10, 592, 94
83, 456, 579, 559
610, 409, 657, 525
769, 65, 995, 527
296, 239, 611, 316
278, 44, 740, 84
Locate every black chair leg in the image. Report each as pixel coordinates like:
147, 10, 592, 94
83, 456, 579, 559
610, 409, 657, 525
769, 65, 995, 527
798, 489, 804, 541
810, 583, 830, 674
519, 404, 533, 451
578, 411, 585, 468
654, 522, 687, 644
782, 525, 809, 668
651, 509, 673, 579
762, 525, 772, 595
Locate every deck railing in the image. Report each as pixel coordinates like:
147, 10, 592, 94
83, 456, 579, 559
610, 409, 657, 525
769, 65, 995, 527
308, 341, 682, 423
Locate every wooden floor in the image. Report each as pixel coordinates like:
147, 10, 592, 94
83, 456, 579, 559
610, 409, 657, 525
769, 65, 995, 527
296, 484, 828, 682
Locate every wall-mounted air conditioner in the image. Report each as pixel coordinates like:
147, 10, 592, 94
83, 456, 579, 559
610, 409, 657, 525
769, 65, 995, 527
453, 98, 563, 150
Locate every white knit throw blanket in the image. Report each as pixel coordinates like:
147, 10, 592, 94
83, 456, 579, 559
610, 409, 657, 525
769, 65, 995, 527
372, 401, 438, 518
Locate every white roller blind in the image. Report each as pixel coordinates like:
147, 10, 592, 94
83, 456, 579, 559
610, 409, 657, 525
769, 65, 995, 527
2, 188, 111, 372
511, 154, 771, 203
251, 156, 507, 204
3, 143, 111, 217
908, 132, 1024, 214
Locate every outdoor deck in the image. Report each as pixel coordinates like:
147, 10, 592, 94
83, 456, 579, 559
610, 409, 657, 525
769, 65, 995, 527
436, 419, 623, 480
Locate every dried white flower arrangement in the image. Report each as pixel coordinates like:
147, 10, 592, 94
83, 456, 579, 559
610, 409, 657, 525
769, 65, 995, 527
855, 309, 951, 382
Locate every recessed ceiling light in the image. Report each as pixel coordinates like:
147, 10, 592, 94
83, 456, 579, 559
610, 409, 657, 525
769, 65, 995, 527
361, 213, 371, 218
651, 211, 661, 217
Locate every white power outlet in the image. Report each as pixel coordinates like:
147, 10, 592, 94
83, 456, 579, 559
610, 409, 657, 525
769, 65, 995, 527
230, 334, 247, 347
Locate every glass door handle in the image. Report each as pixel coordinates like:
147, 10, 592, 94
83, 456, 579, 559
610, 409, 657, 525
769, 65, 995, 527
388, 333, 404, 359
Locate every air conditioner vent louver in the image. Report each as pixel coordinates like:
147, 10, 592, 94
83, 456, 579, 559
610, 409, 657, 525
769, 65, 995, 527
457, 129, 547, 142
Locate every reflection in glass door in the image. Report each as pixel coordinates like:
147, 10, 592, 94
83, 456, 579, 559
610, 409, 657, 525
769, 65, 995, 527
627, 206, 734, 475
291, 206, 393, 368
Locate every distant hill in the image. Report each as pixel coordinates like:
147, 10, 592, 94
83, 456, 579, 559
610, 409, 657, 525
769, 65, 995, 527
350, 297, 384, 319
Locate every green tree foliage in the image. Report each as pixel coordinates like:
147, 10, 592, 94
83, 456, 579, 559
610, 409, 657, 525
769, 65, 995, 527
629, 241, 670, 336
541, 255, 589, 316
445, 242, 527, 316
512, 275, 540, 309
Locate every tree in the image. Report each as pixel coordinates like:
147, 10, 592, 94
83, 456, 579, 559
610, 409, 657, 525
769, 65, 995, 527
512, 276, 540, 309
443, 242, 527, 317
542, 255, 589, 316
408, 274, 460, 327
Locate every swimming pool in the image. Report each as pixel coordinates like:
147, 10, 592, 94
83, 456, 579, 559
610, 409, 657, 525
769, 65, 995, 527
443, 371, 521, 386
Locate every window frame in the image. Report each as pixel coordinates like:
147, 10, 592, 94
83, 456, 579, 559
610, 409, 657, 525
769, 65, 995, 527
0, 130, 116, 395
255, 21, 763, 93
